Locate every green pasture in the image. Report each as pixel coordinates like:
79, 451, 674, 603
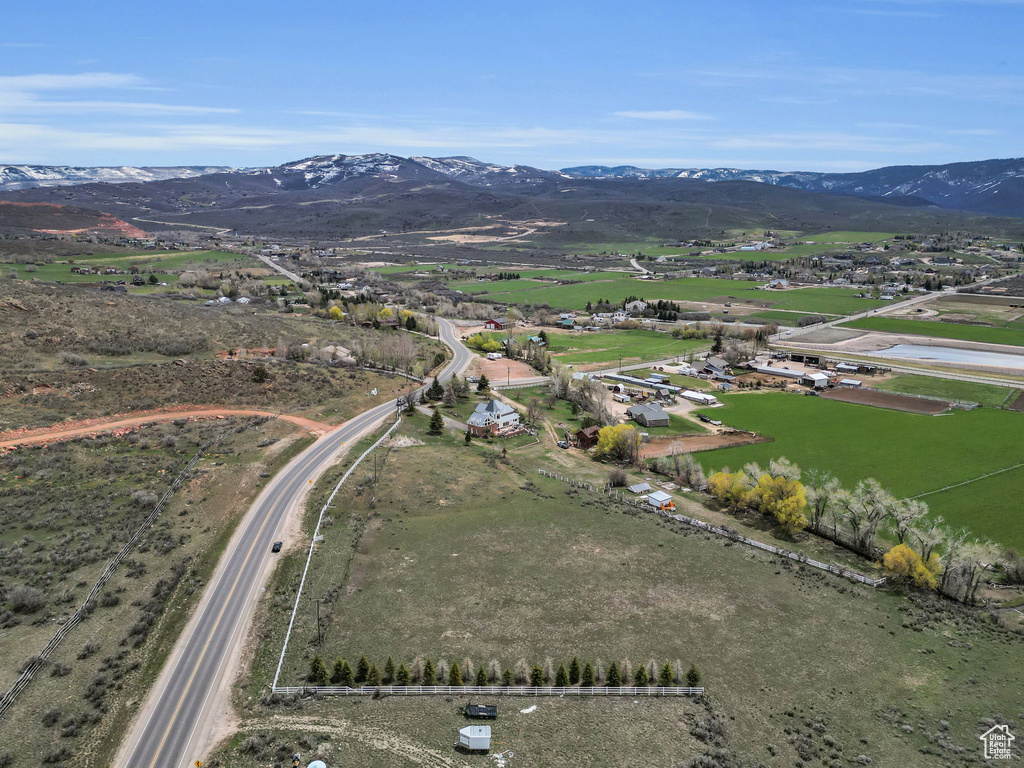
876, 374, 1019, 408
530, 329, 707, 366
841, 316, 1024, 348
694, 392, 1024, 549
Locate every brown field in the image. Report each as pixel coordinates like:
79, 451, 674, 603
819, 387, 950, 414
639, 431, 769, 458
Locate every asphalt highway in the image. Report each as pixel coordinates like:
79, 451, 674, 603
118, 318, 471, 768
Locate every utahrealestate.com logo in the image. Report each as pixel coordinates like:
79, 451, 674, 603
979, 724, 1015, 760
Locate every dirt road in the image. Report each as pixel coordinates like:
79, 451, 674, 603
0, 407, 332, 451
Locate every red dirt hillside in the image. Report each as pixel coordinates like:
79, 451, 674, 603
0, 201, 148, 237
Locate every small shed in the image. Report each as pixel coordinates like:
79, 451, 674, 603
458, 725, 491, 752
647, 491, 675, 511
840, 378, 862, 387
836, 363, 859, 374
628, 482, 652, 494
801, 372, 830, 389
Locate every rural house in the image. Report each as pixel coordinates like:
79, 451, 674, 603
626, 403, 669, 428
575, 425, 601, 449
703, 356, 730, 375
625, 300, 648, 314
467, 399, 520, 436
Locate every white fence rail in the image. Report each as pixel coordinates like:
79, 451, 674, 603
537, 469, 885, 588
272, 685, 704, 697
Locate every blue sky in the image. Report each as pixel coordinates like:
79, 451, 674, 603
1, 0, 1021, 171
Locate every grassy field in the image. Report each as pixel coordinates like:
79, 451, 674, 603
841, 316, 1024, 348
695, 392, 1024, 549
876, 374, 1019, 408
459, 275, 888, 315
527, 329, 707, 367
0, 416, 314, 768
3, 250, 260, 289
227, 413, 1024, 767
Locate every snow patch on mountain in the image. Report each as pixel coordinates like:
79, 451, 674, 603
0, 165, 234, 191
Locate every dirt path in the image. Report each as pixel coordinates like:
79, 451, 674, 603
0, 407, 333, 450
237, 716, 474, 767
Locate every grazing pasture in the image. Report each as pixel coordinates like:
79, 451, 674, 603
695, 392, 1024, 549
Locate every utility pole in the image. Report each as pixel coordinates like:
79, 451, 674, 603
314, 597, 322, 645
507, 366, 510, 387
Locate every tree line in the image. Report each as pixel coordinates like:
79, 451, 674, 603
307, 655, 702, 688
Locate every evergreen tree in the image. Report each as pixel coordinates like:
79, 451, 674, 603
308, 655, 328, 685
686, 665, 702, 687
426, 378, 444, 401
658, 663, 674, 687
331, 658, 353, 685
529, 665, 545, 687
581, 662, 595, 687
367, 664, 381, 685
554, 664, 569, 687
422, 658, 437, 685
428, 408, 444, 435
465, 430, 472, 445
477, 374, 490, 392
405, 315, 417, 331
569, 657, 581, 685
606, 661, 621, 687
355, 655, 370, 684
501, 668, 514, 686
395, 663, 411, 685
633, 665, 650, 686
449, 661, 463, 686
476, 665, 488, 686
383, 656, 395, 684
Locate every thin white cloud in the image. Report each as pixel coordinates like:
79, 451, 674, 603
0, 72, 146, 91
612, 110, 711, 121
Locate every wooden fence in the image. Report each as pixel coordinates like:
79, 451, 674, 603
272, 684, 704, 698
0, 447, 207, 719
537, 469, 885, 588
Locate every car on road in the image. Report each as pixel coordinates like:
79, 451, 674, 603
271, 541, 283, 553
784, 331, 793, 336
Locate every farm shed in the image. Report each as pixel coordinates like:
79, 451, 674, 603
626, 403, 670, 427
628, 482, 652, 494
682, 390, 718, 406
839, 378, 863, 387
801, 372, 830, 389
836, 363, 859, 374
756, 365, 803, 379
484, 318, 510, 330
458, 726, 491, 752
647, 491, 675, 511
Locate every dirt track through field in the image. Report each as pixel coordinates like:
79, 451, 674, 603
0, 407, 333, 450
819, 388, 950, 414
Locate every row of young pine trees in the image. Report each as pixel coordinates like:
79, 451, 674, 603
308, 655, 702, 688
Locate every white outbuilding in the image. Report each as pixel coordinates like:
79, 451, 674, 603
682, 390, 718, 406
459, 725, 491, 752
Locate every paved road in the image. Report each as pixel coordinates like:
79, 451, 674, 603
117, 319, 471, 768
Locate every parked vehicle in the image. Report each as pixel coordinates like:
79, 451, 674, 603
271, 541, 283, 553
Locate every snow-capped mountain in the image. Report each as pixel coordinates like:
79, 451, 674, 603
562, 159, 1024, 216
0, 165, 235, 192
412, 156, 573, 187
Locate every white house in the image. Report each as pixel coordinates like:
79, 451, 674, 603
467, 399, 520, 436
625, 300, 648, 314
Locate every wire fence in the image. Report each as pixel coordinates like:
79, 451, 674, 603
0, 446, 208, 719
536, 469, 885, 588
272, 684, 704, 697
271, 418, 403, 691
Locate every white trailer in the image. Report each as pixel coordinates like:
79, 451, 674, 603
458, 725, 491, 752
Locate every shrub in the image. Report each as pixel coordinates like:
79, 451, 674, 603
57, 351, 88, 367
608, 468, 628, 488
9, 585, 45, 613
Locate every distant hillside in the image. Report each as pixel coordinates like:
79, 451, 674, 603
0, 201, 148, 237
562, 158, 1024, 217
2, 153, 1023, 243
0, 165, 235, 192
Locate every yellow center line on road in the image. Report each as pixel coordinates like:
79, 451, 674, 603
146, 466, 303, 768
